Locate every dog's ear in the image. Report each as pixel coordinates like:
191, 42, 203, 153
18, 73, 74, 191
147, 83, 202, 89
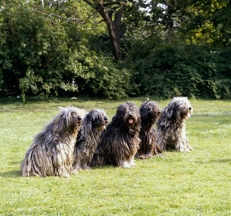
85, 113, 93, 132
111, 114, 122, 128
166, 107, 174, 119
158, 104, 176, 128
140, 104, 149, 121
112, 105, 125, 128
166, 103, 179, 125
55, 109, 68, 130
158, 108, 169, 127
53, 108, 75, 133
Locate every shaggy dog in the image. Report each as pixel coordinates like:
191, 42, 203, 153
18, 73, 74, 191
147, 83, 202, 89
156, 97, 193, 152
91, 102, 141, 168
72, 109, 108, 173
20, 107, 85, 177
136, 99, 163, 159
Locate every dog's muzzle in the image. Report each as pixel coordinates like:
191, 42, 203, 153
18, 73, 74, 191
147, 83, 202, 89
128, 114, 134, 124
77, 116, 82, 124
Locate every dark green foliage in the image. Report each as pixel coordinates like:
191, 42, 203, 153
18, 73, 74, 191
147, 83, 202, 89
0, 2, 81, 100
126, 42, 231, 99
0, 1, 131, 100
0, 0, 230, 100
69, 50, 130, 99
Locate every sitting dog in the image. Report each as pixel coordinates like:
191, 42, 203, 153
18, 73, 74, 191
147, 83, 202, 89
91, 102, 141, 168
136, 99, 162, 159
20, 107, 84, 177
72, 109, 108, 173
156, 97, 193, 152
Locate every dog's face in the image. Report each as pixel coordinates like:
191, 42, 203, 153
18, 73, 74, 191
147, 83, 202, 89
70, 111, 83, 127
87, 109, 108, 131
57, 107, 84, 133
167, 97, 193, 120
140, 100, 161, 124
115, 102, 140, 130
179, 102, 192, 120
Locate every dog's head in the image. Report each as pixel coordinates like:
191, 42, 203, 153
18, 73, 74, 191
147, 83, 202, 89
113, 102, 140, 132
163, 97, 193, 124
85, 109, 108, 132
53, 107, 85, 134
140, 99, 161, 127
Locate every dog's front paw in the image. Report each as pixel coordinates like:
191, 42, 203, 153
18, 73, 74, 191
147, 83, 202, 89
72, 169, 79, 175
179, 146, 190, 153
128, 160, 136, 167
60, 173, 70, 178
118, 161, 130, 168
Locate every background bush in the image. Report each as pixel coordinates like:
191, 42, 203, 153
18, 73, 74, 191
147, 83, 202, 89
0, 0, 230, 100
126, 43, 231, 99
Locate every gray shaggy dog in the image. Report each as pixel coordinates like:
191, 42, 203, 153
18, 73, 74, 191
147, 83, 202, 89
156, 97, 193, 152
72, 109, 108, 173
20, 107, 85, 177
136, 99, 163, 159
91, 102, 141, 168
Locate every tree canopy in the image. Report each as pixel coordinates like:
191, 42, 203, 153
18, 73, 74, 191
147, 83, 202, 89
0, 0, 230, 100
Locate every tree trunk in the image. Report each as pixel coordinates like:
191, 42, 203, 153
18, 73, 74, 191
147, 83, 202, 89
84, 0, 124, 61
96, 3, 123, 61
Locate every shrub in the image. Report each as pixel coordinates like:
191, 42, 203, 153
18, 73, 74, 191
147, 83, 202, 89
126, 43, 231, 99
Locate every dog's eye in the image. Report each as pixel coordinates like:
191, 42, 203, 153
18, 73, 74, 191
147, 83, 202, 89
71, 112, 76, 116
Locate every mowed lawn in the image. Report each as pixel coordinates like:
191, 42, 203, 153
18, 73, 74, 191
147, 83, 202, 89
0, 97, 230, 216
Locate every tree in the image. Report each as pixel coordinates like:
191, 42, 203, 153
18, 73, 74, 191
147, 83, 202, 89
0, 0, 84, 99
0, 0, 230, 99
156, 0, 230, 48
83, 0, 149, 61
82, 0, 126, 61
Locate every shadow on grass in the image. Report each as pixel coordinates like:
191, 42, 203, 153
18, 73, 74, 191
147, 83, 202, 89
196, 159, 231, 164
0, 166, 113, 178
209, 159, 231, 163
91, 165, 115, 170
0, 170, 21, 178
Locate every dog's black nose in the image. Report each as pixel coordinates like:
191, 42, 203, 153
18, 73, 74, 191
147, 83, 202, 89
104, 117, 108, 121
77, 116, 82, 121
129, 114, 133, 118
189, 107, 192, 111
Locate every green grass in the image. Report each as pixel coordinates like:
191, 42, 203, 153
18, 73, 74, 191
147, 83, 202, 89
0, 97, 230, 216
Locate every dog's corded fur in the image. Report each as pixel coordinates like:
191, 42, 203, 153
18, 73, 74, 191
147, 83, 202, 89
156, 97, 193, 152
136, 99, 163, 159
91, 102, 141, 168
72, 109, 108, 173
20, 107, 85, 177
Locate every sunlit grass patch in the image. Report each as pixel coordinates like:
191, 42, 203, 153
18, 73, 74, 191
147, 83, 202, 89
0, 97, 230, 215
